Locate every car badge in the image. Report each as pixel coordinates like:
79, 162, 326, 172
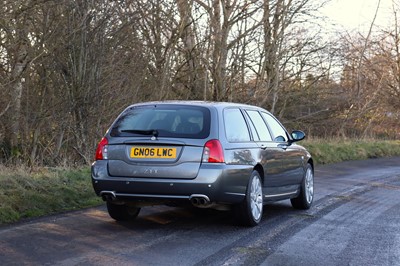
151, 136, 157, 141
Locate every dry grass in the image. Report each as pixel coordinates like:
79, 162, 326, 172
0, 166, 101, 225
302, 139, 400, 165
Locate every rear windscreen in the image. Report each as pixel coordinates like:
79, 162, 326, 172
110, 105, 211, 139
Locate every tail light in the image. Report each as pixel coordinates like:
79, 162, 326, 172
95, 137, 108, 160
202, 139, 224, 163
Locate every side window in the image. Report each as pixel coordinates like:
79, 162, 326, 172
224, 108, 251, 142
246, 110, 272, 141
261, 112, 288, 142
243, 111, 260, 141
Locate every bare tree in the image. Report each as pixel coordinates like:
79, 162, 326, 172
255, 0, 322, 114
6, 0, 398, 165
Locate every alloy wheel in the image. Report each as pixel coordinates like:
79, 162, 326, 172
250, 175, 263, 221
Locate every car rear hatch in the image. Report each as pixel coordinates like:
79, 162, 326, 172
106, 104, 211, 179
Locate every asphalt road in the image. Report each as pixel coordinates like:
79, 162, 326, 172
1, 157, 400, 266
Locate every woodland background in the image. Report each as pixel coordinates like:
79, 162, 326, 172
1, 0, 400, 166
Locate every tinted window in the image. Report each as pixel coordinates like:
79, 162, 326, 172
243, 111, 260, 141
261, 112, 288, 142
224, 108, 251, 142
110, 105, 210, 139
246, 110, 272, 141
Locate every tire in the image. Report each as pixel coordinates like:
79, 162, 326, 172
106, 201, 141, 221
291, 163, 314, 209
234, 170, 263, 226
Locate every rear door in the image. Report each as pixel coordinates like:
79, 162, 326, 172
244, 110, 287, 187
106, 104, 211, 179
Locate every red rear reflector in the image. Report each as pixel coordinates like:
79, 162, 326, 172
203, 139, 224, 163
95, 137, 108, 160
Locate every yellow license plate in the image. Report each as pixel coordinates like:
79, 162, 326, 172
130, 147, 177, 159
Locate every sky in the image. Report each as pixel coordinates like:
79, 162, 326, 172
321, 0, 394, 33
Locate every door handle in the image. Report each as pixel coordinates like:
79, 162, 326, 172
260, 144, 267, 150
278, 144, 288, 150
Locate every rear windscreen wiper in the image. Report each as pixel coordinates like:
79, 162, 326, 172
120, 129, 159, 137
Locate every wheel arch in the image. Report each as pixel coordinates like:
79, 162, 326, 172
307, 158, 314, 172
253, 163, 264, 184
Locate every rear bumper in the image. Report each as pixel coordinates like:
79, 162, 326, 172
91, 160, 252, 204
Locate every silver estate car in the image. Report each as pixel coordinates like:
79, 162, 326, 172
91, 101, 314, 226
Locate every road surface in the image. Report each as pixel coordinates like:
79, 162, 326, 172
1, 157, 399, 265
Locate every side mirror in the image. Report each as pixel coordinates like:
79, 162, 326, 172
291, 130, 305, 142
274, 136, 286, 142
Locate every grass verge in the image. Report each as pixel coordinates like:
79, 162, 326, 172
1, 139, 400, 225
302, 139, 400, 165
0, 167, 101, 225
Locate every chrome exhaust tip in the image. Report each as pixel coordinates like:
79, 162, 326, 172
100, 191, 117, 201
189, 194, 211, 207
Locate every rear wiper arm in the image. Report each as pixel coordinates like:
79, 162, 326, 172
120, 129, 159, 138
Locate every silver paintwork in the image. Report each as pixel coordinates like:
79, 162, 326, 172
91, 101, 313, 214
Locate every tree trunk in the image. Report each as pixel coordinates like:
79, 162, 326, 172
10, 37, 29, 148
